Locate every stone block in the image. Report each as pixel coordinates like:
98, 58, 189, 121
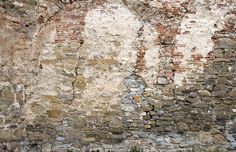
157, 76, 168, 85
198, 90, 211, 97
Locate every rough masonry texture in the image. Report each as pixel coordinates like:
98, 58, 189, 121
0, 0, 236, 151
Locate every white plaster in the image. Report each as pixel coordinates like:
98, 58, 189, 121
84, 2, 141, 66
139, 23, 160, 86
174, 4, 228, 86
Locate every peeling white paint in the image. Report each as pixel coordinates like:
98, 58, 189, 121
139, 23, 160, 86
84, 2, 141, 67
174, 4, 228, 86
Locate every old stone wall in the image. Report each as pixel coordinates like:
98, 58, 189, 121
0, 0, 236, 151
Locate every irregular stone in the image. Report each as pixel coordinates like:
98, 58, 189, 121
144, 125, 151, 129
212, 91, 226, 97
81, 137, 96, 142
199, 131, 214, 144
148, 120, 156, 126
100, 59, 118, 65
177, 122, 189, 132
229, 88, 236, 96
215, 37, 236, 49
149, 111, 156, 116
206, 145, 218, 152
213, 134, 227, 144
1, 86, 14, 105
0, 118, 3, 126
74, 116, 85, 128
198, 90, 211, 97
141, 104, 153, 112
133, 95, 142, 102
31, 103, 45, 115
157, 76, 168, 85
108, 116, 124, 134
46, 109, 62, 119
74, 75, 87, 90
217, 77, 228, 84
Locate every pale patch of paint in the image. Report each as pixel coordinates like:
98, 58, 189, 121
84, 2, 141, 67
139, 23, 160, 86
174, 4, 227, 86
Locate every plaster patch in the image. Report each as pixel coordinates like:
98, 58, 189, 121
139, 23, 160, 86
84, 2, 141, 67
174, 5, 227, 86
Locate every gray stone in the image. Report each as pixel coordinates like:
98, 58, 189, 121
212, 91, 226, 97
157, 76, 168, 85
177, 122, 189, 132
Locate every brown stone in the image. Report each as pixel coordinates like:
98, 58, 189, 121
43, 95, 60, 103
46, 109, 62, 119
144, 125, 151, 129
74, 116, 85, 128
206, 145, 218, 152
31, 103, 45, 115
133, 95, 142, 102
74, 75, 87, 90
229, 88, 236, 96
149, 120, 156, 126
1, 86, 14, 105
100, 59, 118, 65
213, 134, 227, 144
199, 131, 214, 144
81, 137, 96, 142
177, 122, 189, 132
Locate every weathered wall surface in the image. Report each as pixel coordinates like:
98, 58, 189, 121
0, 0, 236, 151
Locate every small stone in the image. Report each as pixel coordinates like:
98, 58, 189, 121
198, 90, 211, 97
74, 116, 85, 128
56, 136, 65, 142
212, 91, 226, 97
15, 84, 22, 93
213, 134, 227, 144
31, 103, 45, 115
140, 112, 146, 116
141, 104, 153, 112
74, 75, 87, 90
143, 91, 152, 97
157, 76, 168, 85
81, 137, 96, 142
46, 109, 62, 119
100, 59, 118, 65
199, 131, 214, 144
133, 95, 142, 102
206, 145, 217, 152
148, 120, 156, 126
229, 88, 236, 96
217, 77, 228, 84
189, 92, 198, 97
149, 111, 156, 116
177, 122, 189, 132
0, 118, 3, 126
12, 1, 24, 7
144, 125, 151, 129
1, 86, 14, 104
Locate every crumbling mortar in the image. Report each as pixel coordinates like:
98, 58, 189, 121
71, 41, 84, 103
